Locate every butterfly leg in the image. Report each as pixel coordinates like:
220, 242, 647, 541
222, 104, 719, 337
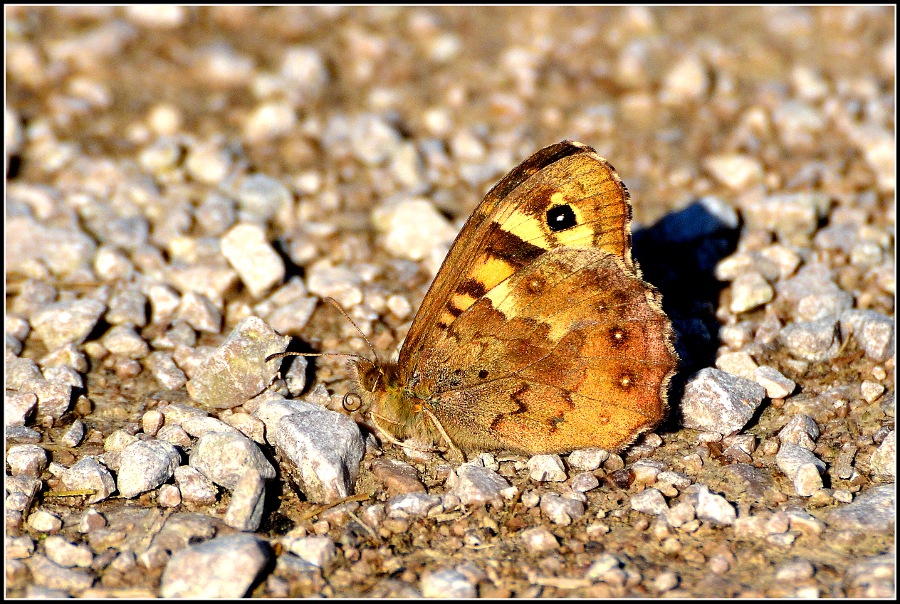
369, 412, 434, 455
421, 407, 465, 463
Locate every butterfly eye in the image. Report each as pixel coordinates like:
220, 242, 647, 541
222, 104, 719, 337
546, 204, 577, 232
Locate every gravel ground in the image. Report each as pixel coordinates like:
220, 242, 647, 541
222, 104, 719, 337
5, 6, 895, 598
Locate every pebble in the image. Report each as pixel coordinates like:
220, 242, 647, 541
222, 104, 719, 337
24, 554, 95, 592
181, 416, 241, 438
692, 485, 736, 526
776, 264, 853, 321
7, 535, 35, 559
860, 380, 885, 403
279, 46, 329, 100
729, 271, 773, 313
116, 439, 181, 498
220, 224, 285, 297
753, 365, 795, 398
174, 465, 219, 505
160, 534, 271, 598
447, 463, 513, 506
221, 412, 266, 444
5, 390, 38, 426
839, 309, 894, 362
101, 324, 150, 359
775, 443, 826, 487
225, 470, 266, 531
28, 509, 63, 533
184, 140, 233, 184
244, 101, 296, 142
714, 350, 758, 380
60, 457, 116, 503
421, 569, 477, 598
868, 431, 895, 480
630, 488, 669, 516
253, 398, 365, 503
827, 485, 894, 533
6, 215, 98, 277
177, 291, 223, 334
703, 153, 763, 190
281, 536, 335, 570
29, 298, 106, 350
567, 447, 609, 471
742, 193, 825, 239
6, 444, 48, 477
186, 316, 289, 409
305, 261, 364, 309
780, 318, 841, 362
43, 364, 83, 389
157, 484, 182, 508
680, 368, 766, 435
188, 431, 275, 490
145, 351, 188, 390
526, 454, 567, 481
44, 535, 94, 568
61, 419, 85, 447
777, 415, 820, 450
660, 55, 709, 104
371, 198, 457, 263
520, 526, 558, 554
385, 492, 443, 519
540, 493, 585, 525
157, 424, 192, 448
571, 472, 600, 493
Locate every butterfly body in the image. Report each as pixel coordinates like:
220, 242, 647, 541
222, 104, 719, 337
352, 141, 677, 456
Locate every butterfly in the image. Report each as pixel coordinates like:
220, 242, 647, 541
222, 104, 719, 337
347, 140, 677, 457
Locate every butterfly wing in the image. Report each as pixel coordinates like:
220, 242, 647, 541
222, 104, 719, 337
415, 246, 676, 454
399, 141, 634, 374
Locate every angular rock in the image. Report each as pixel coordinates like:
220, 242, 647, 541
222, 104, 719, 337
680, 368, 766, 435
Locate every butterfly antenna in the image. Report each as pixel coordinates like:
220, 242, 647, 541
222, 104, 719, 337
323, 296, 381, 364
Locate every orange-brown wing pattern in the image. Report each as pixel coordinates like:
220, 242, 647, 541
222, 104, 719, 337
398, 141, 633, 377
418, 247, 677, 454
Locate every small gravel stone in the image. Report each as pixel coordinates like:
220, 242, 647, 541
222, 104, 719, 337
225, 470, 266, 531
145, 351, 188, 390
104, 429, 137, 452
793, 463, 824, 496
6, 444, 48, 477
653, 570, 680, 592
630, 488, 669, 516
157, 484, 182, 508
285, 535, 337, 568
715, 350, 759, 380
571, 472, 600, 493
221, 223, 285, 298
520, 526, 558, 554
421, 569, 477, 598
60, 457, 117, 503
778, 415, 820, 450
540, 493, 585, 525
174, 465, 219, 505
28, 509, 63, 533
78, 509, 107, 534
189, 431, 275, 491
221, 412, 266, 444
780, 318, 841, 362
160, 534, 271, 598
44, 535, 94, 568
704, 153, 763, 190
868, 431, 895, 480
585, 553, 625, 582
105, 286, 146, 325
116, 439, 181, 498
101, 324, 150, 359
680, 368, 766, 435
567, 447, 609, 471
5, 390, 38, 426
775, 443, 826, 482
42, 364, 83, 389
180, 416, 241, 438
186, 316, 289, 409
386, 492, 443, 519
61, 418, 85, 447
29, 298, 106, 350
6, 535, 35, 559
693, 485, 736, 526
178, 291, 223, 334
860, 380, 885, 403
827, 485, 894, 533
527, 454, 567, 481
840, 309, 894, 362
777, 263, 853, 321
371, 198, 457, 264
305, 261, 364, 309
254, 398, 365, 503
157, 424, 192, 448
24, 554, 95, 592
447, 463, 512, 506
753, 365, 795, 398
742, 193, 825, 238
235, 173, 292, 223
729, 271, 773, 313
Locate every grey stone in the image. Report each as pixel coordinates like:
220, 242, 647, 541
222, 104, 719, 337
840, 309, 894, 362
527, 454, 567, 481
386, 492, 442, 519
160, 534, 271, 598
780, 318, 841, 362
692, 485, 736, 526
61, 457, 117, 503
540, 493, 585, 525
421, 569, 477, 598
116, 439, 181, 498
189, 431, 275, 490
254, 398, 364, 503
221, 223, 285, 298
447, 463, 512, 506
630, 488, 669, 516
174, 465, 218, 505
186, 316, 289, 409
827, 485, 894, 533
224, 470, 266, 531
753, 365, 795, 398
776, 443, 826, 480
680, 368, 766, 435
29, 298, 106, 350
6, 444, 48, 477
869, 431, 895, 480
24, 555, 95, 592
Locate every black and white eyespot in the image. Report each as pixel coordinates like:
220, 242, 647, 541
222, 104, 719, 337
546, 204, 577, 232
